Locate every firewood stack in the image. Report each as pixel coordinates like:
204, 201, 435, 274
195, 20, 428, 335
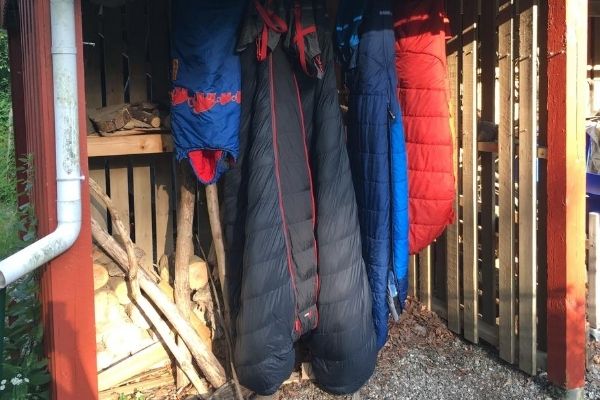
87, 102, 170, 136
92, 245, 213, 393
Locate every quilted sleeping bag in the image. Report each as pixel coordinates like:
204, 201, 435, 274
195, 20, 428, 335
170, 1, 244, 184
223, 0, 377, 395
337, 0, 410, 350
394, 0, 455, 254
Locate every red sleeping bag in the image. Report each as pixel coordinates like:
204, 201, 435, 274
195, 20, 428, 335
394, 0, 455, 255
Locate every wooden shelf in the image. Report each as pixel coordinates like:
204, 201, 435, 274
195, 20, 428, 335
87, 131, 174, 157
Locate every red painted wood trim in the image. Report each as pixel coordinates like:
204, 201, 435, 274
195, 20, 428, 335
16, 0, 98, 398
545, 0, 587, 390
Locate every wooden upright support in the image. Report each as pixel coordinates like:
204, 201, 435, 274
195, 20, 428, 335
545, 0, 587, 392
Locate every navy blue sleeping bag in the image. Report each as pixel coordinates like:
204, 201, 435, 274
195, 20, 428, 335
170, 1, 245, 184
336, 0, 410, 350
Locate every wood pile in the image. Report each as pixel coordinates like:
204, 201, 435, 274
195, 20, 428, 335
88, 102, 170, 136
92, 245, 214, 394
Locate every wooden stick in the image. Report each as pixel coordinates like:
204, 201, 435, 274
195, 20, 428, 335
175, 163, 196, 389
205, 184, 243, 400
91, 218, 226, 389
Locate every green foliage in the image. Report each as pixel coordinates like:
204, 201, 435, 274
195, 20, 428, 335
0, 30, 14, 205
0, 155, 50, 400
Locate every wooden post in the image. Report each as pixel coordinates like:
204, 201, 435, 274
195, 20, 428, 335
545, 0, 587, 392
517, 0, 539, 375
174, 163, 195, 389
16, 1, 99, 397
461, 0, 480, 344
419, 247, 432, 310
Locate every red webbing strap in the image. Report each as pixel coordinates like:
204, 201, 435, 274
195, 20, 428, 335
255, 0, 288, 61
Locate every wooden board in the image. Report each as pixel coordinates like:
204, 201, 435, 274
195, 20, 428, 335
445, 3, 462, 335
433, 233, 447, 301
87, 133, 174, 157
126, 0, 148, 103
108, 158, 130, 239
154, 155, 175, 260
461, 0, 479, 344
409, 255, 417, 299
148, 0, 170, 105
89, 158, 108, 231
82, 1, 102, 109
132, 157, 153, 268
497, 0, 516, 363
517, 0, 539, 375
419, 246, 432, 310
102, 6, 124, 106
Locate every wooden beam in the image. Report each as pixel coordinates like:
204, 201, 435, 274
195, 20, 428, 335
87, 133, 174, 157
409, 255, 418, 299
518, 0, 539, 375
461, 0, 480, 344
545, 0, 587, 391
498, 0, 516, 364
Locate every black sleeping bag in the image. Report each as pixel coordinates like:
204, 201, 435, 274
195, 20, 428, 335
222, 0, 377, 395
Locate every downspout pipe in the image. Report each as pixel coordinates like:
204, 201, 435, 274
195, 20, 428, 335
0, 0, 82, 288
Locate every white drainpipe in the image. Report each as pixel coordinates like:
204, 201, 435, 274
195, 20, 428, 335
0, 0, 82, 288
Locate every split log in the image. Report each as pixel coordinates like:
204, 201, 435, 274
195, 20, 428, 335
109, 277, 131, 305
94, 263, 110, 290
97, 350, 118, 372
174, 162, 196, 389
94, 288, 126, 324
190, 256, 209, 290
102, 321, 152, 359
91, 218, 225, 388
130, 109, 161, 128
88, 104, 132, 134
97, 341, 171, 392
123, 118, 153, 130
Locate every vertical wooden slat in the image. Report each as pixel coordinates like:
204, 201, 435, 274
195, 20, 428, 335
82, 1, 101, 110
148, 0, 170, 106
589, 213, 600, 333
108, 158, 130, 239
434, 235, 448, 301
89, 157, 108, 230
132, 157, 153, 267
126, 0, 148, 103
497, 0, 516, 363
446, 1, 462, 334
479, 0, 498, 327
409, 255, 418, 299
462, 0, 480, 344
102, 6, 124, 106
545, 0, 588, 391
155, 155, 175, 259
419, 246, 432, 310
518, 0, 539, 375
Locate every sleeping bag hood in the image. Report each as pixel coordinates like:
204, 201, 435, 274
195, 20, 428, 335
222, 0, 377, 395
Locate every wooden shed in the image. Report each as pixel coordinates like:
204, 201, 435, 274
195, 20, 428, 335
0, 0, 594, 398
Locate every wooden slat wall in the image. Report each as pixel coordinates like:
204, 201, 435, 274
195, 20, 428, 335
84, 0, 175, 266
418, 0, 549, 376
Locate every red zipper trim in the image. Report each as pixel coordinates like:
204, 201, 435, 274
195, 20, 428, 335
292, 73, 320, 309
269, 55, 300, 332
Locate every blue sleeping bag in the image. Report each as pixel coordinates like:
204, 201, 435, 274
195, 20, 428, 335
336, 0, 409, 349
170, 1, 245, 184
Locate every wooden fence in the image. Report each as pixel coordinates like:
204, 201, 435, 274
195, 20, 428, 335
410, 0, 547, 375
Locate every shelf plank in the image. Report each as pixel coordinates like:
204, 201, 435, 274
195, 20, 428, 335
88, 133, 174, 157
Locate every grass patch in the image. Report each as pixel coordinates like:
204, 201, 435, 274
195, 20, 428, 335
0, 202, 19, 259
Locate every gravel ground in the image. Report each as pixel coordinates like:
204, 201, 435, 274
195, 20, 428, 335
276, 300, 589, 400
